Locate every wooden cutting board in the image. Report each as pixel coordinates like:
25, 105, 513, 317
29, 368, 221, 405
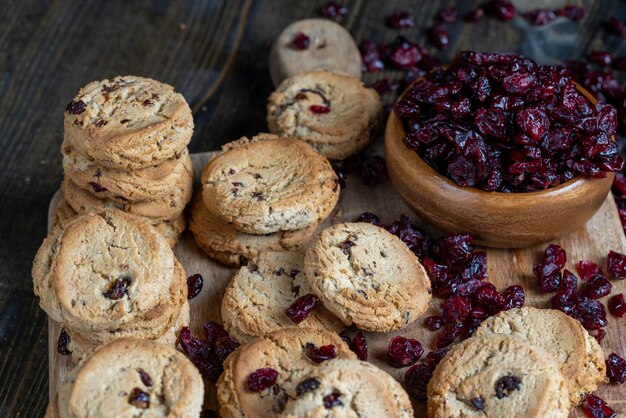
47, 151, 626, 416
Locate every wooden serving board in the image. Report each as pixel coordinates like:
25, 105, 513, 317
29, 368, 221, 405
48, 151, 626, 416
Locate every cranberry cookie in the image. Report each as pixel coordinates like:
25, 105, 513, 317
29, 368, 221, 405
64, 76, 193, 170
304, 222, 431, 332
201, 134, 339, 234
267, 71, 382, 160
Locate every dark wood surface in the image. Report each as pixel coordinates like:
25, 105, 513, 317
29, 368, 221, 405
1, 0, 625, 416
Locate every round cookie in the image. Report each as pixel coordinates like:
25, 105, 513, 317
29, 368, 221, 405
279, 359, 413, 418
427, 335, 571, 418
267, 71, 382, 160
57, 338, 203, 418
62, 140, 193, 203
217, 327, 356, 418
63, 75, 193, 170
32, 211, 181, 335
222, 251, 344, 343
201, 134, 339, 234
304, 222, 431, 332
189, 195, 318, 266
61, 170, 192, 223
474, 307, 606, 404
269, 19, 362, 87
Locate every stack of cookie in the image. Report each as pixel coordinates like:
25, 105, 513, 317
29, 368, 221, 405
190, 133, 340, 266
58, 75, 194, 247
32, 210, 190, 362
45, 338, 204, 418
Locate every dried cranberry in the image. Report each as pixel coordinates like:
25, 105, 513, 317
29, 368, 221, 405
370, 78, 399, 95
349, 331, 368, 361
319, 1, 348, 20
607, 17, 626, 37
66, 100, 86, 115
323, 391, 343, 408
438, 7, 458, 23
464, 8, 485, 22
533, 262, 562, 292
387, 11, 415, 29
214, 336, 240, 363
361, 156, 387, 187
359, 39, 384, 72
404, 362, 433, 401
606, 352, 626, 384
296, 377, 321, 396
581, 394, 617, 418
386, 215, 431, 259
128, 388, 150, 408
502, 285, 525, 310
523, 9, 556, 26
286, 294, 319, 324
428, 25, 450, 49
572, 297, 608, 330
57, 328, 72, 355
608, 294, 626, 317
607, 250, 626, 279
561, 269, 578, 291
543, 244, 566, 268
516, 108, 549, 140
138, 368, 153, 387
435, 321, 463, 348
557, 5, 586, 21
494, 375, 521, 399
103, 277, 131, 300
355, 212, 382, 226
588, 51, 613, 67
582, 275, 612, 300
440, 296, 472, 324
290, 32, 310, 50
487, 0, 516, 21
305, 343, 337, 363
382, 36, 423, 69
248, 368, 279, 392
387, 336, 424, 368
473, 285, 506, 314
310, 105, 330, 114
432, 234, 474, 269
424, 315, 443, 331
187, 274, 203, 300
578, 260, 603, 281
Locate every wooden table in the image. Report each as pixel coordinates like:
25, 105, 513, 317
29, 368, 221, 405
1, 1, 625, 416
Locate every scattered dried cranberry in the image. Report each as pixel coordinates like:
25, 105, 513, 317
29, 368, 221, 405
381, 36, 424, 69
386, 215, 431, 259
286, 293, 319, 324
582, 275, 612, 300
360, 156, 387, 187
359, 39, 384, 72
349, 331, 368, 361
435, 321, 463, 348
494, 375, 522, 399
57, 328, 71, 355
89, 182, 107, 193
387, 11, 415, 29
606, 352, 626, 384
588, 51, 613, 67
289, 32, 310, 50
355, 212, 382, 226
607, 250, 626, 279
424, 315, 443, 331
248, 368, 279, 392
296, 377, 321, 396
524, 9, 557, 25
187, 274, 203, 300
607, 17, 626, 37
581, 394, 617, 418
387, 336, 424, 368
305, 343, 337, 363
319, 2, 348, 20
441, 296, 472, 324
138, 368, 153, 387
557, 5, 586, 21
464, 8, 485, 22
128, 388, 150, 408
502, 285, 525, 310
370, 78, 399, 95
404, 348, 448, 400
103, 277, 131, 300
543, 244, 566, 268
428, 25, 450, 49
473, 285, 506, 314
608, 294, 626, 317
578, 260, 603, 281
66, 100, 86, 115
323, 391, 343, 408
438, 6, 458, 23
487, 0, 516, 21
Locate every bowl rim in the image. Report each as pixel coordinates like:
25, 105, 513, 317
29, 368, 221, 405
387, 76, 615, 198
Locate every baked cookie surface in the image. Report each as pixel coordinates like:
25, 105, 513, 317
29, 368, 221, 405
427, 335, 571, 418
267, 71, 382, 160
304, 222, 431, 332
56, 338, 203, 418
64, 75, 193, 170
217, 327, 356, 418
474, 306, 606, 404
222, 251, 343, 343
201, 134, 339, 234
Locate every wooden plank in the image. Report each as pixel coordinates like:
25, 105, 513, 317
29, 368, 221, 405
48, 151, 626, 416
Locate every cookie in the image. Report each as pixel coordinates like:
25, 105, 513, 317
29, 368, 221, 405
201, 134, 339, 234
56, 338, 203, 418
62, 140, 193, 203
269, 19, 362, 87
33, 211, 184, 338
304, 222, 431, 332
427, 335, 571, 418
64, 76, 193, 170
44, 395, 60, 418
279, 359, 413, 417
222, 251, 344, 343
61, 170, 192, 223
217, 327, 356, 418
267, 71, 382, 160
189, 195, 318, 266
474, 306, 606, 404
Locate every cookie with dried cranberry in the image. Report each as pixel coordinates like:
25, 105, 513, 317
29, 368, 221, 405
474, 307, 606, 404
64, 76, 193, 170
279, 359, 413, 417
221, 251, 343, 344
304, 222, 431, 332
62, 140, 193, 203
267, 70, 382, 160
269, 19, 362, 86
32, 211, 184, 340
201, 134, 339, 234
217, 327, 356, 418
56, 338, 203, 418
427, 335, 571, 418
189, 195, 318, 266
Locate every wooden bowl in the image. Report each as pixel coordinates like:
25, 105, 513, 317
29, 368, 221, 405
384, 83, 615, 248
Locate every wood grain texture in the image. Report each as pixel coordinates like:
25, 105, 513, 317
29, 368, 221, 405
3, 0, 626, 416
47, 152, 626, 416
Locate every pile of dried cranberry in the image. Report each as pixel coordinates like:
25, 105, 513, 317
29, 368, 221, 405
394, 51, 623, 192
